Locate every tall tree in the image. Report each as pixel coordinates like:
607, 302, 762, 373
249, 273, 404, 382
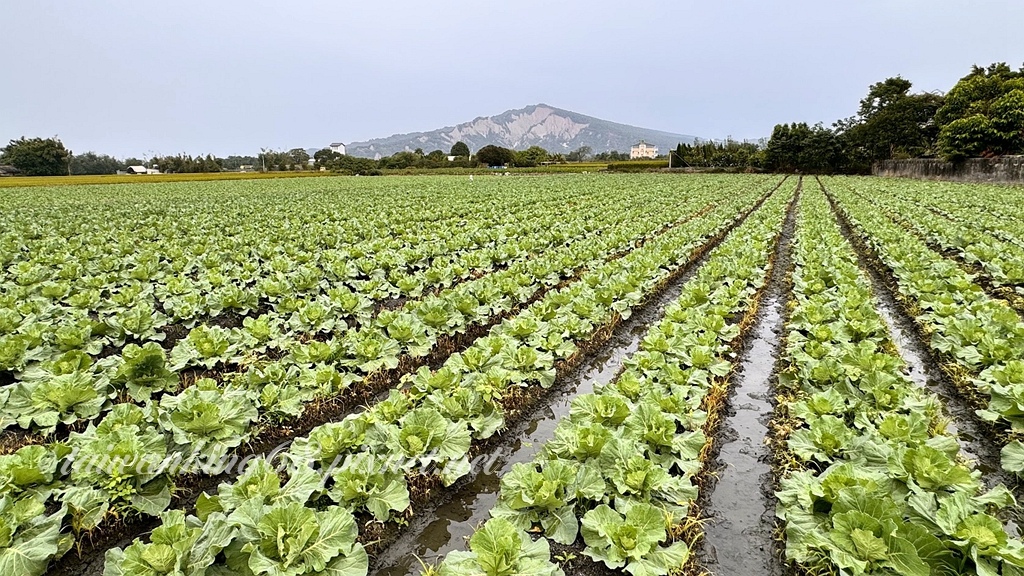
1, 137, 71, 176
287, 148, 310, 168
71, 152, 125, 175
514, 146, 549, 167
566, 146, 592, 162
935, 63, 1024, 160
837, 77, 944, 164
450, 141, 470, 157
475, 145, 515, 167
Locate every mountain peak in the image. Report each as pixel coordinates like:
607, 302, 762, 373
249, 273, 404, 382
344, 105, 696, 158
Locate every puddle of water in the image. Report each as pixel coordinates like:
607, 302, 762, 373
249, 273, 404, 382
372, 271, 693, 576
701, 297, 783, 576
699, 186, 797, 576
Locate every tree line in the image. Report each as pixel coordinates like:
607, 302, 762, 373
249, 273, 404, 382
0, 138, 610, 177
761, 62, 1024, 173
3, 62, 1020, 176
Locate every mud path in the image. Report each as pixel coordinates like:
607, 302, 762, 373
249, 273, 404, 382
697, 180, 798, 576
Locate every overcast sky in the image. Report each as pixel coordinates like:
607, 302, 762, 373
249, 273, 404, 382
2, 0, 1022, 158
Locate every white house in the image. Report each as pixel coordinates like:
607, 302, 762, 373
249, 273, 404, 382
630, 140, 659, 159
329, 142, 346, 155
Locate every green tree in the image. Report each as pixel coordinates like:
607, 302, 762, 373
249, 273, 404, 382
380, 151, 420, 169
514, 146, 549, 167
476, 145, 515, 167
765, 123, 843, 173
219, 155, 260, 170
287, 148, 310, 168
566, 146, 592, 162
991, 89, 1024, 151
70, 152, 125, 175
938, 115, 1000, 161
838, 77, 944, 163
425, 149, 448, 164
934, 63, 1024, 159
1, 137, 71, 176
313, 148, 341, 169
450, 141, 470, 157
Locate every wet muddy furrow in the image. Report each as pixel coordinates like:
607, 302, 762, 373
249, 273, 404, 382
819, 179, 1023, 534
371, 266, 695, 576
697, 183, 798, 576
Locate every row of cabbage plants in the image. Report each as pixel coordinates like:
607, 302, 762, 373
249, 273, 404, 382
878, 179, 1024, 251
774, 187, 1024, 575
841, 179, 1024, 307
0, 178, 777, 448
1, 178, 585, 326
824, 177, 1024, 478
0, 179, 728, 436
417, 184, 794, 576
2, 180, 773, 576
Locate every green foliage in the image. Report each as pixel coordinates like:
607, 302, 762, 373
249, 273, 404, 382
1, 137, 71, 176
672, 139, 765, 168
326, 453, 409, 522
938, 115, 1000, 161
102, 509, 234, 576
222, 500, 367, 576
150, 153, 222, 174
491, 460, 603, 544
476, 145, 516, 167
935, 63, 1024, 160
513, 146, 550, 167
581, 502, 689, 576
765, 123, 845, 174
157, 379, 259, 463
437, 518, 563, 576
605, 161, 669, 172
70, 152, 126, 176
0, 497, 70, 576
449, 141, 471, 157
837, 76, 944, 164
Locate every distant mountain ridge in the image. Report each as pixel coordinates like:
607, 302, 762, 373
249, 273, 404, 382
343, 104, 697, 158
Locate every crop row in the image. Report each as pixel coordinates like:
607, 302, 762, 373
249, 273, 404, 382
773, 186, 1024, 575
824, 177, 1024, 479
883, 179, 1024, 250
0, 178, 778, 457
0, 181, 705, 410
841, 180, 1024, 309
4, 179, 775, 576
417, 181, 795, 575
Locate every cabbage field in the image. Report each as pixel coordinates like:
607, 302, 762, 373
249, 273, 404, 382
1, 174, 1024, 576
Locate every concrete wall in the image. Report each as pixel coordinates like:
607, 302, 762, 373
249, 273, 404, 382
873, 156, 1024, 183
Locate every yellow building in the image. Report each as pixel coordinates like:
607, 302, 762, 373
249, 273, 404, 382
630, 140, 659, 159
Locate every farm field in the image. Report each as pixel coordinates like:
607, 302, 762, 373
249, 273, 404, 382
1, 173, 1024, 576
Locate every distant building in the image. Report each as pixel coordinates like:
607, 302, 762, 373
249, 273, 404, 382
329, 142, 346, 155
630, 140, 659, 159
238, 165, 255, 172
0, 165, 21, 176
127, 166, 160, 175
